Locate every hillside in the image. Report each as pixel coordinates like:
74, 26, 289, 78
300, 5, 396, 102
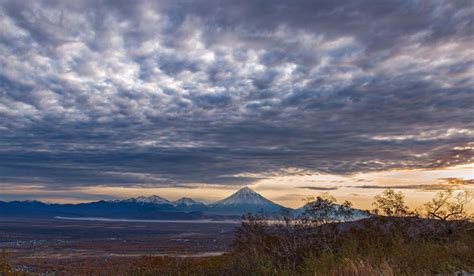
132, 216, 474, 275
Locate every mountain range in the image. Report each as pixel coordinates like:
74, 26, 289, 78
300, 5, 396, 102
0, 187, 367, 220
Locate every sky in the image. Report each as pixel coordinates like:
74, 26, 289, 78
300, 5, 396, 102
0, 0, 473, 209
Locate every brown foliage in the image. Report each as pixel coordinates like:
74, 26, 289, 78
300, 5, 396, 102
131, 216, 474, 275
133, 190, 474, 275
371, 189, 412, 217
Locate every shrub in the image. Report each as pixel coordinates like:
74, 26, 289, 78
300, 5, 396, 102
133, 190, 474, 275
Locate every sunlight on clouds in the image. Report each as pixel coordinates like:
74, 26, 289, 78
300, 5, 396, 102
371, 129, 474, 142
78, 185, 239, 204
0, 1, 472, 205
249, 164, 474, 209
1, 164, 472, 210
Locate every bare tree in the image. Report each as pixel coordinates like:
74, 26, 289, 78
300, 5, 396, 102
372, 189, 412, 217
424, 189, 472, 221
300, 193, 354, 225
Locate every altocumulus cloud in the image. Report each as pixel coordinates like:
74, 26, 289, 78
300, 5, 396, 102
0, 0, 473, 191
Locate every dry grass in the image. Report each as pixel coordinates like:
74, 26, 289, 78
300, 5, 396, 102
3, 217, 473, 275
131, 217, 474, 275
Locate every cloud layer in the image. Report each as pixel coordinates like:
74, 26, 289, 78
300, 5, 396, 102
353, 180, 473, 191
0, 0, 473, 190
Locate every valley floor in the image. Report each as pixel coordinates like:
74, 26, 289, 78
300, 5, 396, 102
0, 217, 237, 274
1, 216, 473, 275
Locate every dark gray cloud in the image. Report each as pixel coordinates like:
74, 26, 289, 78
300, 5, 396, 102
352, 178, 474, 191
0, 1, 473, 193
0, 192, 120, 202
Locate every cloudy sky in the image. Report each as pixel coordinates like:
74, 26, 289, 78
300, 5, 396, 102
0, 0, 473, 208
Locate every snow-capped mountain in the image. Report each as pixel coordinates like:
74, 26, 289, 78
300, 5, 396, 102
174, 197, 205, 207
294, 204, 370, 220
117, 195, 173, 205
213, 187, 274, 206
210, 187, 287, 214
2, 187, 369, 220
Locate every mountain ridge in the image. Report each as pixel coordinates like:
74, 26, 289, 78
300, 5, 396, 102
0, 187, 368, 220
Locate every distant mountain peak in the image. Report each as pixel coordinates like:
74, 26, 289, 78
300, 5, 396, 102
120, 195, 172, 205
236, 186, 257, 194
174, 197, 204, 206
214, 187, 277, 207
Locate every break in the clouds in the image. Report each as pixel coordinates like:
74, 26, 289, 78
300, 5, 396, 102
0, 0, 473, 191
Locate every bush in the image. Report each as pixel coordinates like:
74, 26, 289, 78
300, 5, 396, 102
0, 249, 14, 276
132, 216, 474, 275
133, 190, 474, 275
228, 216, 474, 275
